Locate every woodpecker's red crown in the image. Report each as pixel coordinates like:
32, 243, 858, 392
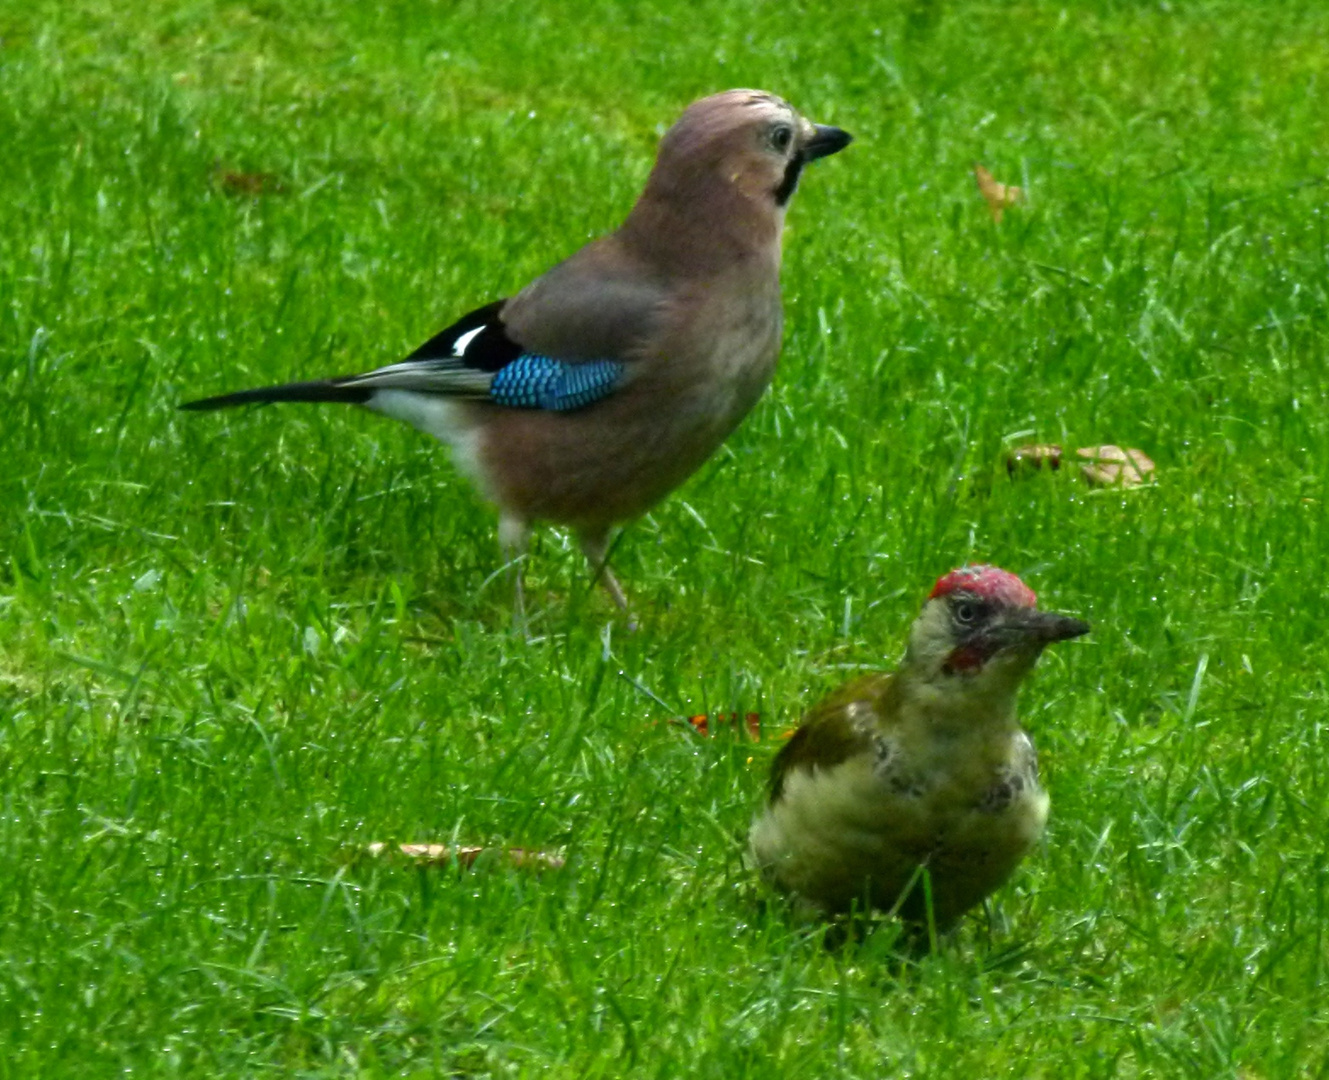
929, 565, 1036, 609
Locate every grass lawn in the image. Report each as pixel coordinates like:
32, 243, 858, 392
2, 0, 1328, 1074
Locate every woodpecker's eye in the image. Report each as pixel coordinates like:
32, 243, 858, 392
953, 602, 978, 625
770, 124, 794, 153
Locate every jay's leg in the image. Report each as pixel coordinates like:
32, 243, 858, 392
498, 514, 530, 635
579, 527, 636, 628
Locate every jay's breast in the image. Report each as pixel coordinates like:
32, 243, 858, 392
477, 292, 782, 528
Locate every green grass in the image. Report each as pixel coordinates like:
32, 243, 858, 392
2, 0, 1328, 1074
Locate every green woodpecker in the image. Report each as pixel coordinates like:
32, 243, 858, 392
749, 565, 1089, 932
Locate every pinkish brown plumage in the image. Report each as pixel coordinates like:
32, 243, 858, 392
182, 90, 852, 627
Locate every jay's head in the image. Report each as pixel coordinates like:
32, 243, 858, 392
904, 565, 1089, 696
645, 89, 852, 215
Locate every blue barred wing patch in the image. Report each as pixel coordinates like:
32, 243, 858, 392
488, 356, 623, 412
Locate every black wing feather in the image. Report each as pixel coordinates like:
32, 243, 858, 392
402, 299, 523, 372
180, 300, 521, 411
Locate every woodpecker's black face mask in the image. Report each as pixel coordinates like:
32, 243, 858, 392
943, 601, 1090, 675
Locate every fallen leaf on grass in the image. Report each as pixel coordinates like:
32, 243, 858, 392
364, 843, 564, 872
1076, 445, 1156, 488
1006, 444, 1063, 474
217, 169, 287, 197
973, 164, 1022, 222
1005, 443, 1156, 489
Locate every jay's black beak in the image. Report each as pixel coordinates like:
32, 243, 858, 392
803, 124, 853, 161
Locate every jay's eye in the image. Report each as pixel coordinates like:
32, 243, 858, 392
770, 125, 793, 152
954, 602, 977, 624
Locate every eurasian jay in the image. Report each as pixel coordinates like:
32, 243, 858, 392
749, 566, 1089, 936
182, 90, 852, 624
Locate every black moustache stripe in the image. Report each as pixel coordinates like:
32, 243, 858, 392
774, 154, 805, 205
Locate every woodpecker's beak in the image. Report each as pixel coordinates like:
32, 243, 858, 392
1001, 609, 1091, 647
803, 124, 853, 161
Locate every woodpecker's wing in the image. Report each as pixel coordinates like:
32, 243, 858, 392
768, 674, 900, 802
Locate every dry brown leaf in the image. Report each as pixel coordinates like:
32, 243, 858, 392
1005, 443, 1156, 489
973, 163, 1022, 223
365, 843, 564, 872
1076, 445, 1156, 488
1006, 444, 1063, 475
218, 170, 287, 197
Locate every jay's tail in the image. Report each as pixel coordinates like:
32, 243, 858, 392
180, 380, 372, 410
180, 360, 497, 412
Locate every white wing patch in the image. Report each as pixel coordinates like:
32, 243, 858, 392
452, 325, 486, 357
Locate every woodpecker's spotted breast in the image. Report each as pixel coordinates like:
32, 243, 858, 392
750, 565, 1088, 934
488, 356, 624, 412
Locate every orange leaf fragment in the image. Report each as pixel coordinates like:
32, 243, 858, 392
365, 843, 564, 872
1076, 445, 1156, 488
683, 712, 762, 739
973, 164, 1022, 223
